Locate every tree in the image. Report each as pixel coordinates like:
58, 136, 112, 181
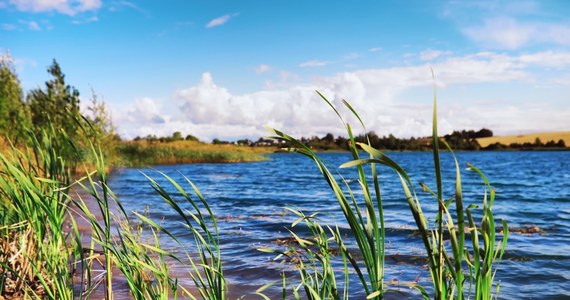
172, 131, 184, 141
475, 128, 493, 138
0, 53, 30, 138
186, 134, 199, 142
28, 59, 82, 138
322, 133, 335, 144
86, 90, 117, 139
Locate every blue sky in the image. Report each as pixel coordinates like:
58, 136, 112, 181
1, 0, 570, 140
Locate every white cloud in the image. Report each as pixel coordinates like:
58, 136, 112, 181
463, 17, 536, 49
115, 51, 570, 140
108, 1, 149, 17
535, 24, 570, 46
6, 0, 102, 15
462, 16, 570, 49
206, 13, 239, 28
299, 60, 332, 67
518, 51, 570, 67
255, 64, 271, 74
554, 77, 570, 86
369, 47, 382, 52
115, 97, 167, 125
420, 49, 452, 61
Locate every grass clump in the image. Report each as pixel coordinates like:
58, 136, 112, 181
266, 87, 508, 299
0, 126, 79, 299
0, 122, 229, 299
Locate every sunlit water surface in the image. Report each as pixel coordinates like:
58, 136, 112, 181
107, 151, 570, 299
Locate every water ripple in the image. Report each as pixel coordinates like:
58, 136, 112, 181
108, 151, 570, 298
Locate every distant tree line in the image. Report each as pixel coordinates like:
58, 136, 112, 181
272, 128, 567, 152
133, 131, 199, 143
275, 128, 493, 151
485, 138, 566, 150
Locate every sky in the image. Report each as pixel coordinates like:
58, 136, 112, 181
1, 0, 570, 141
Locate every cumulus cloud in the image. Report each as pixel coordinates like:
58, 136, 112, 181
206, 13, 239, 28
115, 50, 570, 141
5, 0, 102, 15
115, 97, 167, 125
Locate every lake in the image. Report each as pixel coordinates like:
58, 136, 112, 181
107, 151, 570, 299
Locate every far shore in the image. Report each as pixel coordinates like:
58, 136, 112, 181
476, 131, 570, 148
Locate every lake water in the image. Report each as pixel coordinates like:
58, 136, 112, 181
108, 151, 570, 299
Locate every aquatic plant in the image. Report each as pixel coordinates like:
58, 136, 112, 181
266, 92, 387, 299
1, 120, 228, 299
267, 86, 508, 299
0, 125, 79, 299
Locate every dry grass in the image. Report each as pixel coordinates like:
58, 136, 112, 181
116, 140, 272, 166
476, 131, 570, 148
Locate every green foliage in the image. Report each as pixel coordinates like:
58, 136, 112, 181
27, 60, 84, 165
267, 92, 387, 299
28, 59, 82, 136
144, 171, 227, 300
172, 131, 184, 141
1, 117, 229, 299
186, 134, 200, 142
260, 209, 349, 300
0, 53, 30, 138
0, 125, 77, 299
85, 90, 117, 141
115, 141, 267, 166
493, 138, 567, 150
267, 90, 508, 299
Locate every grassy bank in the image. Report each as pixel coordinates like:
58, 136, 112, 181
114, 140, 270, 167
0, 138, 271, 171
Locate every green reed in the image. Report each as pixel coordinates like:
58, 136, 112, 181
343, 86, 509, 299
72, 121, 224, 299
267, 91, 387, 299
1, 118, 228, 299
260, 209, 350, 299
268, 88, 508, 299
142, 171, 227, 300
0, 125, 79, 299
